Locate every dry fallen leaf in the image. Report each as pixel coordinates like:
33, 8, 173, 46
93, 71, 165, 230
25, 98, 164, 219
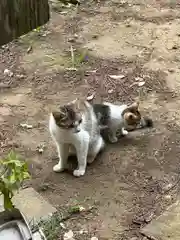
135, 77, 143, 81
66, 67, 77, 71
87, 69, 97, 73
27, 45, 32, 53
16, 74, 25, 79
37, 144, 45, 154
79, 206, 85, 212
109, 74, 125, 80
60, 222, 66, 229
138, 81, 145, 87
87, 94, 94, 101
20, 123, 33, 129
64, 230, 74, 240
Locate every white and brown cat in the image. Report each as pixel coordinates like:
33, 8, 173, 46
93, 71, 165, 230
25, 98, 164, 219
49, 99, 105, 177
93, 101, 153, 143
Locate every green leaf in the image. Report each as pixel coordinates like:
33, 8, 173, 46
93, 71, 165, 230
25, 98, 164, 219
9, 174, 16, 184
22, 172, 30, 179
0, 151, 31, 210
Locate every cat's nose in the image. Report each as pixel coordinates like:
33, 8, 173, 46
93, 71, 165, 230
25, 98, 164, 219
74, 127, 81, 133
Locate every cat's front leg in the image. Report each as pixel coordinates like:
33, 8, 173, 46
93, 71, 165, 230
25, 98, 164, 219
53, 143, 69, 172
87, 136, 105, 164
73, 137, 89, 177
108, 128, 118, 143
121, 127, 128, 136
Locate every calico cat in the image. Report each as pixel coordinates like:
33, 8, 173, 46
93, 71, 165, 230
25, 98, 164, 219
49, 99, 105, 177
93, 101, 153, 143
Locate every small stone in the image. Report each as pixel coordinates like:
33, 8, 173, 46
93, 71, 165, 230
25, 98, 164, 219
164, 195, 172, 200
68, 37, 76, 43
79, 230, 84, 234
92, 34, 98, 39
4, 68, 13, 77
172, 45, 178, 50
108, 89, 114, 94
91, 237, 98, 240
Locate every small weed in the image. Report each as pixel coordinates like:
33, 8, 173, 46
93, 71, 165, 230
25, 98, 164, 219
31, 205, 93, 239
37, 212, 63, 240
68, 205, 85, 214
70, 46, 89, 69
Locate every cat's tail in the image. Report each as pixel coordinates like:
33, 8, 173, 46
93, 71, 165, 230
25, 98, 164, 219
83, 100, 94, 113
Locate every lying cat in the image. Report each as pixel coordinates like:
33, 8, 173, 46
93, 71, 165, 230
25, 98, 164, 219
49, 99, 105, 177
93, 101, 153, 143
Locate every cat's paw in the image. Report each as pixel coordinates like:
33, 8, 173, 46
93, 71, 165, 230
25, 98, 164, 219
108, 136, 118, 143
73, 169, 85, 177
53, 164, 64, 173
122, 129, 128, 136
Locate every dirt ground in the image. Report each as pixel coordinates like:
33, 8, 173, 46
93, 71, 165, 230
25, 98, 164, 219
1, 0, 180, 239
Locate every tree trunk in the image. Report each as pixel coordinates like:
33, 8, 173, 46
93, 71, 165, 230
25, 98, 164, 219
0, 0, 50, 46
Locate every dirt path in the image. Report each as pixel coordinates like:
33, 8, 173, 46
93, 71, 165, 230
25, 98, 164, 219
1, 0, 180, 239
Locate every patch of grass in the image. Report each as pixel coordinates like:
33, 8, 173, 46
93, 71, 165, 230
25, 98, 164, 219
68, 205, 85, 214
30, 212, 64, 240
38, 212, 63, 240
69, 47, 89, 69
31, 205, 95, 240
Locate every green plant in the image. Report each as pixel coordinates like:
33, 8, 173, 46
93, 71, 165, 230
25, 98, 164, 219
0, 151, 30, 210
70, 46, 89, 69
37, 212, 63, 240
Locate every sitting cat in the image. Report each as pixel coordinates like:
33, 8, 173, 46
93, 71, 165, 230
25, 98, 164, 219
93, 101, 153, 143
49, 99, 105, 177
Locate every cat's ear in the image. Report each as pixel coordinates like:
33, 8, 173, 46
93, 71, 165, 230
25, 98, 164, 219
52, 111, 66, 121
67, 98, 82, 110
129, 101, 139, 109
67, 98, 78, 107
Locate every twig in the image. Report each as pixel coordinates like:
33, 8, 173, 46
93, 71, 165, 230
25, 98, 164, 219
70, 45, 75, 68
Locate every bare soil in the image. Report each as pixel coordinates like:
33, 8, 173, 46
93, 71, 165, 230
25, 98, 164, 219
1, 0, 180, 239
